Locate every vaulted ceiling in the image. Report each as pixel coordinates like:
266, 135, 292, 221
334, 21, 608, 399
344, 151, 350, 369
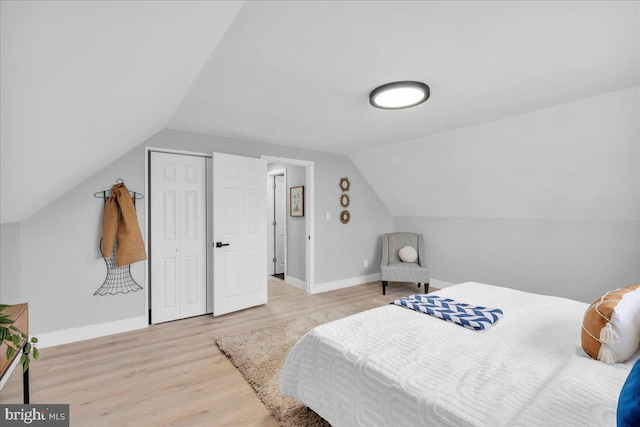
2, 1, 639, 223
0, 1, 243, 222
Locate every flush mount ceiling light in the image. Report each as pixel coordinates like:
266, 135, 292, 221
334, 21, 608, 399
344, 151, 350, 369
369, 81, 430, 110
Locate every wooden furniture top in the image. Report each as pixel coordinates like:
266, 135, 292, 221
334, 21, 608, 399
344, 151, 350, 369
0, 303, 28, 379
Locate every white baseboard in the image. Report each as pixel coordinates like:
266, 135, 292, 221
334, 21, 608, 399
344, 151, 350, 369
285, 275, 306, 290
431, 279, 455, 289
312, 273, 381, 294
36, 316, 148, 349
310, 275, 454, 295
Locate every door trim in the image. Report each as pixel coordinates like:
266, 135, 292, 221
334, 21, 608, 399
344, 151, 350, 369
260, 155, 314, 294
145, 147, 213, 324
267, 169, 287, 277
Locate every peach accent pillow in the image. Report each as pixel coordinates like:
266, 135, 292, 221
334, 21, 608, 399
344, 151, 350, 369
581, 284, 640, 364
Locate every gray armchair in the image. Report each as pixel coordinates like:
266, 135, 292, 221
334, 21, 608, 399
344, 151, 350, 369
381, 232, 430, 295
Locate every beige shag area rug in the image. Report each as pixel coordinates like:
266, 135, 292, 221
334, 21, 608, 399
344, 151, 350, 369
216, 300, 383, 426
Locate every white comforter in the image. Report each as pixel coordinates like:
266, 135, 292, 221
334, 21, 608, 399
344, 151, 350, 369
281, 283, 637, 427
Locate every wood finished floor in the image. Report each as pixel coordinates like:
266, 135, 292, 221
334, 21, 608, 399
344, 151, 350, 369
0, 278, 433, 426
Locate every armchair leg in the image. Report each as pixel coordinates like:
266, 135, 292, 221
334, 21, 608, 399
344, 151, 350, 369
425, 282, 430, 293
382, 281, 388, 295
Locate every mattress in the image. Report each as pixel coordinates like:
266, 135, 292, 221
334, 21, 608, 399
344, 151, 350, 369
281, 282, 638, 426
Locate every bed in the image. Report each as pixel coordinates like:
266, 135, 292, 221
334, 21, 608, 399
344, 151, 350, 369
281, 282, 638, 426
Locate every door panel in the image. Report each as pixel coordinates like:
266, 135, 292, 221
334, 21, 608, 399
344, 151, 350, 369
224, 189, 239, 234
163, 191, 177, 240
247, 249, 261, 292
184, 191, 197, 239
151, 152, 207, 324
247, 189, 260, 233
151, 154, 180, 324
179, 155, 206, 318
162, 257, 178, 309
224, 251, 239, 298
183, 256, 198, 304
213, 153, 267, 316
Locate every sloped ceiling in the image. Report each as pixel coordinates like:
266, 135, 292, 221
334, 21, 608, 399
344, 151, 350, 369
168, 1, 639, 154
2, 1, 638, 223
351, 87, 640, 220
0, 1, 243, 223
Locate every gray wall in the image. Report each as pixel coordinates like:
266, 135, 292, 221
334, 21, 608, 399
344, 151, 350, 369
145, 130, 393, 286
353, 87, 640, 303
18, 146, 146, 334
395, 217, 640, 303
0, 222, 22, 303
2, 128, 392, 335
267, 163, 307, 282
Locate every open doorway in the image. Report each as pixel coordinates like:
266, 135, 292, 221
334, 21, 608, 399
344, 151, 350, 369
266, 163, 306, 289
262, 155, 314, 293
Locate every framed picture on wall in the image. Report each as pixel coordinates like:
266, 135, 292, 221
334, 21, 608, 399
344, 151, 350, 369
290, 185, 304, 217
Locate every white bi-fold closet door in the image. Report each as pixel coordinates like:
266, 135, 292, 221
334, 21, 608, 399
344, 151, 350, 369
151, 152, 207, 324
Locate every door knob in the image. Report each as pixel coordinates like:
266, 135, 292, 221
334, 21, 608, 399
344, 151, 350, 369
215, 242, 230, 248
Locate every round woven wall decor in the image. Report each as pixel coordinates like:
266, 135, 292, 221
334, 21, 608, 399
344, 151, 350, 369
339, 193, 351, 208
339, 177, 350, 192
340, 210, 350, 224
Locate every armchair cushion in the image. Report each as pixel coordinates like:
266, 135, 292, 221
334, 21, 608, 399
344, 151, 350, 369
381, 262, 430, 284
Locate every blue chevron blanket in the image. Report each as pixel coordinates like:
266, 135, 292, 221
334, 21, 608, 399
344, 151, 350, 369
391, 294, 503, 331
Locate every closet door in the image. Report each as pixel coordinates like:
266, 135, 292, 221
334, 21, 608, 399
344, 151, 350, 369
151, 152, 207, 324
213, 153, 267, 316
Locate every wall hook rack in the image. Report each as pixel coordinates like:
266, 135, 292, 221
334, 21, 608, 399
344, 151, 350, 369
93, 179, 144, 206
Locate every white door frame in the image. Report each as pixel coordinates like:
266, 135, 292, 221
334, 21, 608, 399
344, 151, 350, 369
145, 146, 212, 323
145, 149, 315, 316
260, 155, 314, 294
267, 168, 287, 277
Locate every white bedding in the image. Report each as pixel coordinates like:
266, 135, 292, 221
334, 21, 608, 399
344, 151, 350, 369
281, 282, 638, 427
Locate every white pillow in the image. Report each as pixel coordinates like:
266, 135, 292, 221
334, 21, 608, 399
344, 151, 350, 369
581, 284, 640, 364
398, 246, 417, 263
